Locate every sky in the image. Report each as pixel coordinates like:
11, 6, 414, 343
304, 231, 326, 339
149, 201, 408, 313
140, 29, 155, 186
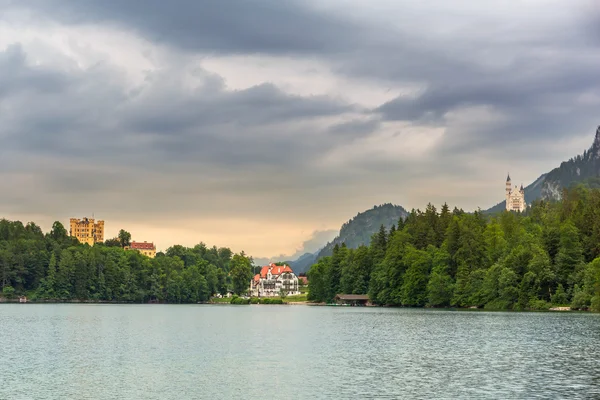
1, 0, 600, 261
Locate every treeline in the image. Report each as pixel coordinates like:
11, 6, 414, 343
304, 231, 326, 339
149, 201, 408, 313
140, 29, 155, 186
308, 186, 600, 311
0, 220, 254, 303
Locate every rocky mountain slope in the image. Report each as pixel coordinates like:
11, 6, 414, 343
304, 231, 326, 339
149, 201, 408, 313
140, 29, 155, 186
485, 126, 600, 213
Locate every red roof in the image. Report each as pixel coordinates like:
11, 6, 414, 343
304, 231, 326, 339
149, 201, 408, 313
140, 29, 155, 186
130, 242, 155, 250
259, 263, 294, 278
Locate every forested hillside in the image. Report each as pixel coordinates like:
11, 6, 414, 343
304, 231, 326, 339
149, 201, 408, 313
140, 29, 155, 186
0, 221, 254, 303
316, 204, 408, 259
308, 189, 600, 311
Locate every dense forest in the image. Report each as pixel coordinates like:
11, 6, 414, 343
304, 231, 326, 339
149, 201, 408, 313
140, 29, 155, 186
308, 186, 600, 311
0, 221, 254, 303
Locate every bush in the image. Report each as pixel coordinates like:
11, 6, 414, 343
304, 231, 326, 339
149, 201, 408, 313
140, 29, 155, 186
551, 284, 569, 305
528, 299, 550, 311
2, 286, 15, 299
259, 298, 284, 304
247, 298, 285, 304
484, 299, 511, 310
570, 287, 591, 310
591, 295, 600, 312
230, 296, 250, 305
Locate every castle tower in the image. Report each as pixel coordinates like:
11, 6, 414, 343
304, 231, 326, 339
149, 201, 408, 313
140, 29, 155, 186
505, 173, 512, 207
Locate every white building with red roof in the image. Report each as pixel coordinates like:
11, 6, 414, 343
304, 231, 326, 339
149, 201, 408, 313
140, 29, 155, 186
125, 241, 157, 258
249, 263, 300, 297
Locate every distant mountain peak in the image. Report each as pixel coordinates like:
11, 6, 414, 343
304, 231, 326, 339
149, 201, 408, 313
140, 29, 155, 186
593, 125, 600, 158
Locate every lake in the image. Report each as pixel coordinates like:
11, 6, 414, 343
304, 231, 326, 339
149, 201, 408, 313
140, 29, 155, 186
1, 304, 599, 399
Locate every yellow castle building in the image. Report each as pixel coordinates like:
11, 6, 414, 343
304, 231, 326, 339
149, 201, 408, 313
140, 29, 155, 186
69, 217, 104, 245
505, 174, 526, 212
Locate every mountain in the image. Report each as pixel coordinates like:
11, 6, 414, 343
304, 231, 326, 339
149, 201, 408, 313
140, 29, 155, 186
485, 125, 600, 213
289, 204, 408, 274
288, 252, 317, 275
316, 203, 408, 259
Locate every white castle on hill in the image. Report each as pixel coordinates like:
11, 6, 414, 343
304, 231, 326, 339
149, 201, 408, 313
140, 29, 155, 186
505, 173, 526, 212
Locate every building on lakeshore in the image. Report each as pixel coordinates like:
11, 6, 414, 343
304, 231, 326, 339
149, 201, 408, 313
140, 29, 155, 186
249, 263, 300, 297
69, 217, 104, 245
125, 241, 157, 258
505, 174, 526, 212
334, 294, 370, 306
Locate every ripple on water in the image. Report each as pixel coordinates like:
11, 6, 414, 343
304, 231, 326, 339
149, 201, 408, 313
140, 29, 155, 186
0, 305, 599, 400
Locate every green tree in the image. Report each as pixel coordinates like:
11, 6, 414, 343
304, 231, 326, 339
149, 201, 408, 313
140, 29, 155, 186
551, 284, 569, 305
555, 221, 584, 285
118, 230, 132, 248
50, 221, 69, 242
2, 285, 15, 298
400, 247, 431, 306
104, 238, 121, 247
230, 252, 253, 295
427, 267, 454, 307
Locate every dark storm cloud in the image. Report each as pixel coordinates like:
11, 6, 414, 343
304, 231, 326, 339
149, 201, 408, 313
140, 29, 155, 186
123, 80, 355, 135
10, 0, 362, 55
11, 0, 597, 154
377, 55, 600, 123
0, 44, 354, 176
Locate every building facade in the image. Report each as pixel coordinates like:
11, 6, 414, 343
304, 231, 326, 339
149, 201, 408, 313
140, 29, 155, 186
249, 263, 300, 297
69, 217, 104, 245
505, 174, 526, 212
125, 241, 157, 258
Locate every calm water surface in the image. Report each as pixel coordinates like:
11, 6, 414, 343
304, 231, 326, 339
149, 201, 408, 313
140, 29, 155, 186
1, 304, 599, 399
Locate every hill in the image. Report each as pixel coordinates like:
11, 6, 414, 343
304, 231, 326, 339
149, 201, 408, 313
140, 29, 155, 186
485, 126, 600, 213
290, 204, 408, 274
316, 203, 408, 258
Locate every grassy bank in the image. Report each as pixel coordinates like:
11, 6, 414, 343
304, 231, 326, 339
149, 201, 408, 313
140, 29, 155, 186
209, 293, 309, 305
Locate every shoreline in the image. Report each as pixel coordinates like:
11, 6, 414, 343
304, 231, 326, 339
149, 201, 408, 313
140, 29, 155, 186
0, 298, 589, 312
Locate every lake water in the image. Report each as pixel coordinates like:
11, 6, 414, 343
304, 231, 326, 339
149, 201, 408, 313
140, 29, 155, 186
1, 305, 599, 399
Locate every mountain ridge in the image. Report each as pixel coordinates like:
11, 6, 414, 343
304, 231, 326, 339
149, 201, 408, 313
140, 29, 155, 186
291, 125, 600, 273
484, 125, 600, 213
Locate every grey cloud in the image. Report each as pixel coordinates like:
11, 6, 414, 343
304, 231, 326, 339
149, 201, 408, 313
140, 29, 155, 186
0, 45, 353, 169
0, 44, 70, 97
329, 118, 381, 138
372, 43, 600, 156
0, 44, 364, 224
124, 80, 355, 135
11, 0, 363, 55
